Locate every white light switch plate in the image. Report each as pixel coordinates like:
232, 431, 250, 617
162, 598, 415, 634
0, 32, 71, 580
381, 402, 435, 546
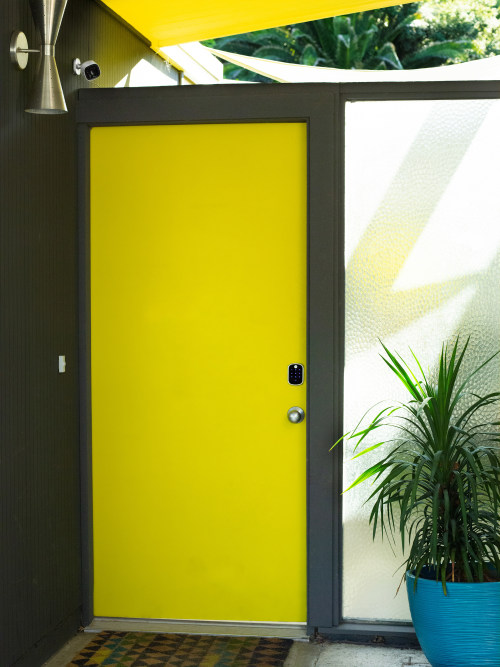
58, 355, 66, 373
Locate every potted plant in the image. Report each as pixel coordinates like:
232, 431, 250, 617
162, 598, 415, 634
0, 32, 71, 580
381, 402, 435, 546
333, 338, 500, 667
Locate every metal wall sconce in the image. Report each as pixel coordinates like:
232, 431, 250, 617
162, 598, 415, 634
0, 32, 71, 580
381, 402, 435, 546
10, 0, 68, 114
10, 30, 39, 70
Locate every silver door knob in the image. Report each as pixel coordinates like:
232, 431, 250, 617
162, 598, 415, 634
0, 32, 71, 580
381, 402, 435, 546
288, 406, 305, 423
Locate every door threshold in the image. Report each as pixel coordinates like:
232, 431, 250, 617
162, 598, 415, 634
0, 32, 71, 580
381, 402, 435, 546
87, 617, 309, 639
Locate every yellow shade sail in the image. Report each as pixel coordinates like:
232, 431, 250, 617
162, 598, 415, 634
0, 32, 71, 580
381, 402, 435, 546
103, 1, 410, 48
206, 46, 500, 83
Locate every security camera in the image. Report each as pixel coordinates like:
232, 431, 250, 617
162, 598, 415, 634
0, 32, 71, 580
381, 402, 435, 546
73, 58, 101, 80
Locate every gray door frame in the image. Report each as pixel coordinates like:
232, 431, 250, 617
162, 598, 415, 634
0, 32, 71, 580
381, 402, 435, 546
78, 80, 499, 642
77, 83, 343, 634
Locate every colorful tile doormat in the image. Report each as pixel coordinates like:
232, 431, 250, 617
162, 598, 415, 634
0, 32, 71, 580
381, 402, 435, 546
68, 631, 293, 666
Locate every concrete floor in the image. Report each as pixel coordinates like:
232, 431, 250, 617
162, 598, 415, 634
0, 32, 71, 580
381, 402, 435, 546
44, 632, 430, 667
286, 641, 430, 667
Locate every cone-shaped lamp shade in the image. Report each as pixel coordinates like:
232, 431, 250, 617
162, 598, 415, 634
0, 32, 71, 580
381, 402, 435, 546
26, 50, 67, 114
29, 0, 67, 45
26, 0, 68, 114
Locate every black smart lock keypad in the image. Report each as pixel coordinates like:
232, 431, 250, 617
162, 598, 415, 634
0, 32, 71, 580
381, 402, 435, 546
288, 364, 304, 385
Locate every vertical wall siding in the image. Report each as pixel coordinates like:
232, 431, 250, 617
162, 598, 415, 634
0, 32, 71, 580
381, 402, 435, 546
0, 2, 175, 665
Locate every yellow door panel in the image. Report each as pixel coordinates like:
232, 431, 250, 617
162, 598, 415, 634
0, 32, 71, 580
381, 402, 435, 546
91, 122, 307, 622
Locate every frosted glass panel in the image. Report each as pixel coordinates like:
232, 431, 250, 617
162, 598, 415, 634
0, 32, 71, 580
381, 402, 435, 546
344, 99, 500, 621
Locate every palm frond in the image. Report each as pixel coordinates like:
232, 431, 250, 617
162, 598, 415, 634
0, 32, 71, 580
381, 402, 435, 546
336, 337, 500, 591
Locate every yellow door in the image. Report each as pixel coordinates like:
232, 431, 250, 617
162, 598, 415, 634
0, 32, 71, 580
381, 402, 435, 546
90, 122, 307, 622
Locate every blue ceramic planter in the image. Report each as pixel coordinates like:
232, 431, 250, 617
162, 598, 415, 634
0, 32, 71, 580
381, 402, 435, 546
406, 571, 500, 667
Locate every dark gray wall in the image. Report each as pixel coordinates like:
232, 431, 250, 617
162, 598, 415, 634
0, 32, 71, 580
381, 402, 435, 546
0, 2, 175, 665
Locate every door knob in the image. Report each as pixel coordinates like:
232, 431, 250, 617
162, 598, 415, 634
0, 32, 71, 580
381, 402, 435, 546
288, 406, 305, 423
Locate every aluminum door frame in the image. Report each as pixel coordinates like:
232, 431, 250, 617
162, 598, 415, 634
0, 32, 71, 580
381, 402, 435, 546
77, 83, 343, 635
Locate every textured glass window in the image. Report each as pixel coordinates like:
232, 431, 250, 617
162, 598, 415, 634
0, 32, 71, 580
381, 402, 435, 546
344, 99, 500, 621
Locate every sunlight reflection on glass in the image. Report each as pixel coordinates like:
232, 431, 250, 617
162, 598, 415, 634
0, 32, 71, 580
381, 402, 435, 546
343, 98, 500, 622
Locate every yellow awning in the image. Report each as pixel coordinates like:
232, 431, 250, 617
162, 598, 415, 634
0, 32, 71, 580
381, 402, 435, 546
103, 1, 410, 49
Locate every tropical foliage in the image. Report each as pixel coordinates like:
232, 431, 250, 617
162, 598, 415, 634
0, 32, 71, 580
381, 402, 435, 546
204, 1, 500, 82
332, 338, 500, 592
419, 0, 500, 64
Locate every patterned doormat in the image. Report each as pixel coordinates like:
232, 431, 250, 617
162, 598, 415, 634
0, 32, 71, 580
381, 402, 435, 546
68, 631, 293, 667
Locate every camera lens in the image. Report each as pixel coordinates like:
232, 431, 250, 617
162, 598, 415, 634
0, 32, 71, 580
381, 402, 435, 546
85, 63, 100, 80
